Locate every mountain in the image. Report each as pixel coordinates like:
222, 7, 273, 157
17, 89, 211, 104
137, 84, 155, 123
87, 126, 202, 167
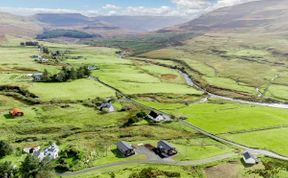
35, 13, 91, 26
94, 16, 189, 32
170, 0, 288, 33
35, 13, 189, 36
0, 12, 42, 37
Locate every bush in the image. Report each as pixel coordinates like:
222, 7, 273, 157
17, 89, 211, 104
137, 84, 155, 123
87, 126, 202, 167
0, 140, 13, 158
129, 167, 181, 178
0, 161, 18, 178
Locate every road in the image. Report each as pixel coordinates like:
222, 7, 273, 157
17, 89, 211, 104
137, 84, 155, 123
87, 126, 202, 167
58, 153, 236, 177
90, 76, 288, 161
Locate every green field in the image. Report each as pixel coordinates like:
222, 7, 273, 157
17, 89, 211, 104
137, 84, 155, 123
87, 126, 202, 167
224, 128, 288, 156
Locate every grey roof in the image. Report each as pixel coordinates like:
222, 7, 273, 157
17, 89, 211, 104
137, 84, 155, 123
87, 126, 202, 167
243, 151, 256, 160
100, 102, 112, 108
117, 141, 133, 152
158, 140, 175, 150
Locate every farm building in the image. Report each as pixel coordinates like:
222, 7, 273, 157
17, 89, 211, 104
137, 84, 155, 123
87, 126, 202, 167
23, 146, 41, 154
117, 141, 135, 157
157, 140, 177, 156
100, 102, 115, 112
32, 73, 43, 81
24, 143, 60, 161
44, 143, 60, 160
10, 108, 24, 118
147, 111, 171, 122
242, 151, 259, 165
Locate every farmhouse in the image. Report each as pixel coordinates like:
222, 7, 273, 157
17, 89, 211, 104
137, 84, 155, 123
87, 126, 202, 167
157, 140, 177, 156
242, 151, 259, 165
100, 102, 115, 112
147, 111, 171, 122
24, 143, 60, 161
35, 56, 49, 63
44, 143, 60, 159
10, 108, 24, 118
117, 141, 135, 157
32, 73, 43, 81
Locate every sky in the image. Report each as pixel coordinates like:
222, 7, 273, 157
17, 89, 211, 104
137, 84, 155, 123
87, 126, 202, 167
0, 0, 257, 17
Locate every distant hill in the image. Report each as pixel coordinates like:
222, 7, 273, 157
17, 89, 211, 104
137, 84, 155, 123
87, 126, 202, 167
0, 12, 42, 37
35, 13, 189, 35
35, 13, 91, 26
94, 16, 189, 32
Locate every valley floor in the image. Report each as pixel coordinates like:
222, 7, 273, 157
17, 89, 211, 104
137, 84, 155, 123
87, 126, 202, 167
0, 36, 287, 177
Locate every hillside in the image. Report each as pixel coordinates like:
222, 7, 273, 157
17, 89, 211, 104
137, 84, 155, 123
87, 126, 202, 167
139, 0, 288, 103
171, 0, 288, 33
0, 12, 42, 37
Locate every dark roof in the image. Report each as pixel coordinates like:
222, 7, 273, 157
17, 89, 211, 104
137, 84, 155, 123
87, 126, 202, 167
148, 111, 159, 118
117, 141, 133, 152
158, 140, 175, 150
243, 151, 256, 160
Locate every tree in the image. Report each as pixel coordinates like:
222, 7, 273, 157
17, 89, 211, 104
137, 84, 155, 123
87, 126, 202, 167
0, 140, 13, 158
20, 155, 40, 178
42, 69, 50, 81
0, 161, 18, 178
20, 155, 55, 178
70, 67, 78, 80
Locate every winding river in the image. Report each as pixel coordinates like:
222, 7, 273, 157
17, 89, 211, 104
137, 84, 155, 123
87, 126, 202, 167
179, 71, 288, 109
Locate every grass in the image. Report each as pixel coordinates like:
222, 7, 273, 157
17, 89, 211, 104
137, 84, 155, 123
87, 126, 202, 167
181, 102, 288, 134
27, 79, 116, 101
224, 128, 288, 156
170, 138, 234, 161
142, 32, 288, 102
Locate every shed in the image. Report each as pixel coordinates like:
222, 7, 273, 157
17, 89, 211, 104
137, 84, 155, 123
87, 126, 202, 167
242, 151, 259, 165
117, 141, 135, 157
32, 73, 43, 81
10, 108, 24, 118
100, 102, 115, 112
147, 111, 171, 122
157, 140, 177, 156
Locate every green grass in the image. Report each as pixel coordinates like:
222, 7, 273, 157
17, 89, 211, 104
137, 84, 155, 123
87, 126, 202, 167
224, 128, 288, 156
181, 102, 288, 134
170, 138, 234, 161
27, 79, 115, 101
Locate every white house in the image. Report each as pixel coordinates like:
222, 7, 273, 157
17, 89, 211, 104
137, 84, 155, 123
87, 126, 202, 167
242, 151, 259, 165
147, 111, 171, 122
100, 102, 115, 112
44, 143, 60, 159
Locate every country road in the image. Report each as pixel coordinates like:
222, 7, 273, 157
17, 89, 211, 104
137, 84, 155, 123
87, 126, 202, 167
58, 153, 236, 177
90, 76, 288, 161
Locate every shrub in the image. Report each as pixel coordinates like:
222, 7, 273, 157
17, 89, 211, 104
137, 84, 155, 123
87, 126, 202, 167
0, 140, 13, 158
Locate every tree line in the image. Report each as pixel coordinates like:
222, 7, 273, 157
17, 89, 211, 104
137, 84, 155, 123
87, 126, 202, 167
40, 66, 92, 82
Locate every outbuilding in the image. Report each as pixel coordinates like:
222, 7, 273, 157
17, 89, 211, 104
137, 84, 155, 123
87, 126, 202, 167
117, 141, 135, 157
147, 111, 171, 122
242, 151, 259, 165
10, 108, 24, 118
157, 140, 177, 156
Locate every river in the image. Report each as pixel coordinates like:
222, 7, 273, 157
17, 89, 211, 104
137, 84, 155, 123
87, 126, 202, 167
179, 71, 288, 109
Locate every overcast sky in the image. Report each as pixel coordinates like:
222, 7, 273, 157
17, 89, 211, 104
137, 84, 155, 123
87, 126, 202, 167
0, 0, 257, 17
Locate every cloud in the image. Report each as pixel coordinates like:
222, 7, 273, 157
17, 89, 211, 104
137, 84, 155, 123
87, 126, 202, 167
0, 0, 258, 17
102, 4, 120, 10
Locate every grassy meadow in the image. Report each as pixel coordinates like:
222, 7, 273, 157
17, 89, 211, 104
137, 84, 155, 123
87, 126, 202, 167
142, 32, 288, 102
